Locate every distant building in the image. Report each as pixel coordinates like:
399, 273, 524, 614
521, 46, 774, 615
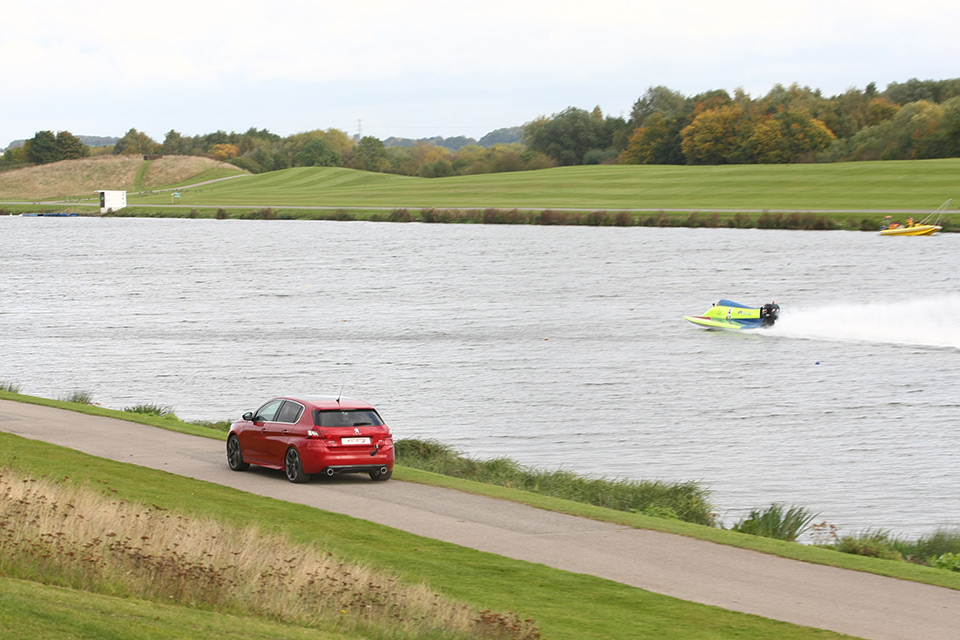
95, 190, 126, 214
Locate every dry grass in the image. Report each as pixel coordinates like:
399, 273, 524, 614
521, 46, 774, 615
0, 468, 539, 640
0, 155, 243, 201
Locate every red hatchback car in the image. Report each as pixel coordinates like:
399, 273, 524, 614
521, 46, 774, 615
227, 395, 394, 483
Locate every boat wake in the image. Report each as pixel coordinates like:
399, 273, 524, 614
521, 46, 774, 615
767, 296, 960, 349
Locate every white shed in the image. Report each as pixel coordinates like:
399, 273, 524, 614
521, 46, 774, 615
95, 190, 126, 214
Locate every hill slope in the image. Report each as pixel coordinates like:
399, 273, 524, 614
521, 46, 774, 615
0, 155, 247, 200
127, 159, 960, 212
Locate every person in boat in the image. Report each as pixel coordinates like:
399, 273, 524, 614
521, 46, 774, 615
906, 217, 914, 227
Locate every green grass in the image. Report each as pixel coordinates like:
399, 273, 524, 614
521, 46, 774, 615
0, 390, 228, 439
123, 160, 960, 212
0, 432, 850, 640
0, 577, 353, 640
3, 388, 960, 591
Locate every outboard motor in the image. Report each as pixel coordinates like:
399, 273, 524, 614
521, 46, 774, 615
760, 302, 780, 327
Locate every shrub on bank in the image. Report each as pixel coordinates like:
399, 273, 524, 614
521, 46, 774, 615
395, 438, 716, 526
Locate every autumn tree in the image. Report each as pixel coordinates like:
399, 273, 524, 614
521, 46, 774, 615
620, 113, 687, 164
208, 143, 239, 161
680, 104, 743, 164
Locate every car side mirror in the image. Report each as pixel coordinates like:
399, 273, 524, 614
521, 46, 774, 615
242, 411, 253, 421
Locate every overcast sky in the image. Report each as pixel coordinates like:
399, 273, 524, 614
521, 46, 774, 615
3, 0, 959, 147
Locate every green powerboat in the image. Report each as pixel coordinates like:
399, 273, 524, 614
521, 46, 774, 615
684, 299, 780, 331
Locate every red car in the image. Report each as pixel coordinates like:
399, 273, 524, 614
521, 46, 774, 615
227, 395, 394, 483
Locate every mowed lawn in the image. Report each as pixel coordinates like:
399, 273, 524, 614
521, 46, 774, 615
127, 158, 960, 212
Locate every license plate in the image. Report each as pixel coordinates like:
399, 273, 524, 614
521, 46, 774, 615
341, 437, 370, 445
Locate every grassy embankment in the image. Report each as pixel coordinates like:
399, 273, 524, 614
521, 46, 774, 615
0, 155, 246, 203
1, 393, 864, 640
2, 155, 959, 230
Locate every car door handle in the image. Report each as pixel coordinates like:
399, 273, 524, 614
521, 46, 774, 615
281, 430, 290, 435
260, 428, 267, 434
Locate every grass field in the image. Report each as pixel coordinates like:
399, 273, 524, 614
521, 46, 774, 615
3, 156, 960, 216
120, 159, 960, 212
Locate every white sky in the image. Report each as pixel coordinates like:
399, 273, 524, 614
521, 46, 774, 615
2, 0, 959, 146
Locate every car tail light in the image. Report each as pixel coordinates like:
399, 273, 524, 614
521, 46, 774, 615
307, 430, 320, 438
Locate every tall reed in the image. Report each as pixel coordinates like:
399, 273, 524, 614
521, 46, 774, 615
732, 504, 818, 542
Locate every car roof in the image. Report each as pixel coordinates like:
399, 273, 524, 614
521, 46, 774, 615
276, 395, 376, 411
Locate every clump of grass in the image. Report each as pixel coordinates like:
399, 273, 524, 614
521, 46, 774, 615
0, 382, 22, 393
188, 418, 233, 432
123, 403, 174, 417
395, 439, 715, 526
732, 504, 819, 542
830, 528, 960, 569
0, 468, 540, 640
59, 390, 94, 405
831, 529, 906, 561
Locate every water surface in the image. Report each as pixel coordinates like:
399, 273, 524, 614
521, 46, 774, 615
2, 216, 958, 537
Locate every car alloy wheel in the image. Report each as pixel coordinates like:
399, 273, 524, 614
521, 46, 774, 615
227, 435, 249, 471
285, 448, 310, 483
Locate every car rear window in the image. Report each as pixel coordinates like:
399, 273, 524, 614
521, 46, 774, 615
313, 409, 384, 428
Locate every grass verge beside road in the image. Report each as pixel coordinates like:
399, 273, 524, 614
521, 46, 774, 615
0, 432, 850, 640
2, 389, 958, 591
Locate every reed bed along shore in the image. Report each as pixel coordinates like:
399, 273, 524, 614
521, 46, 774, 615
0, 468, 539, 640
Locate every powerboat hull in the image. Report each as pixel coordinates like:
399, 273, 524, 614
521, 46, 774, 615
685, 299, 779, 331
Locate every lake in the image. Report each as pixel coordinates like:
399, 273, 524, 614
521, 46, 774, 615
2, 216, 958, 538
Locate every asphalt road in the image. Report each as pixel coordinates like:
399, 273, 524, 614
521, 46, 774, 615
2, 399, 959, 640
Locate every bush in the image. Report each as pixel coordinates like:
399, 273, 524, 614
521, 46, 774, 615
732, 503, 818, 541
932, 553, 960, 572
539, 210, 568, 225
833, 530, 905, 561
215, 207, 227, 220
388, 208, 411, 222
395, 438, 716, 526
586, 210, 610, 226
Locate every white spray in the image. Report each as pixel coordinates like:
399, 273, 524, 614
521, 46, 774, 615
765, 296, 960, 349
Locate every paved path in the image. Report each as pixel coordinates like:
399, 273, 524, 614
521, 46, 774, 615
2, 399, 959, 640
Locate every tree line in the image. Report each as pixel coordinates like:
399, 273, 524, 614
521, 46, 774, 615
3, 77, 958, 176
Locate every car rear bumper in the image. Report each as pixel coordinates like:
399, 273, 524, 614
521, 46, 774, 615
300, 442, 394, 475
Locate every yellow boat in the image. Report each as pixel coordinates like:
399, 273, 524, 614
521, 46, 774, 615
880, 199, 950, 236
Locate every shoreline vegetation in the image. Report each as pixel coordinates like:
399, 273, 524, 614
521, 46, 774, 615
2, 386, 959, 588
8, 203, 951, 233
